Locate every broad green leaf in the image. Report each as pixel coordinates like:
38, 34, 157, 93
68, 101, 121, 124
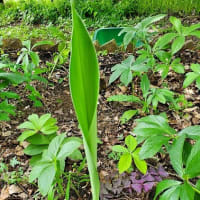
186, 140, 200, 178
28, 114, 40, 130
118, 153, 132, 174
196, 77, 200, 89
153, 179, 181, 200
107, 95, 141, 103
17, 130, 37, 142
38, 165, 56, 196
183, 72, 199, 88
18, 121, 35, 130
178, 125, 200, 139
57, 140, 81, 159
191, 64, 200, 73
195, 179, 200, 200
0, 91, 20, 99
125, 135, 137, 152
134, 115, 176, 139
132, 148, 147, 174
139, 135, 170, 159
39, 114, 51, 127
32, 40, 54, 50
180, 182, 194, 200
112, 145, 128, 153
170, 16, 182, 34
0, 72, 26, 84
69, 149, 83, 160
154, 33, 177, 50
24, 144, 48, 156
120, 110, 137, 124
29, 162, 50, 182
48, 134, 65, 157
27, 134, 50, 145
70, 2, 100, 199
171, 36, 185, 55
141, 73, 150, 98
159, 186, 180, 200
169, 134, 186, 177
30, 51, 40, 66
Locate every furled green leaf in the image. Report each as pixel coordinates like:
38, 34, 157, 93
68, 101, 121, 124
125, 135, 137, 152
132, 148, 147, 174
139, 135, 170, 159
141, 73, 150, 98
154, 179, 181, 200
169, 135, 185, 177
118, 153, 132, 174
70, 1, 100, 199
186, 140, 200, 178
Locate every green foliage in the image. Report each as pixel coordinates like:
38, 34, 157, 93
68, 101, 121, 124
183, 64, 200, 89
112, 135, 147, 174
119, 14, 166, 49
29, 133, 82, 196
155, 16, 200, 55
133, 114, 200, 198
70, 1, 100, 199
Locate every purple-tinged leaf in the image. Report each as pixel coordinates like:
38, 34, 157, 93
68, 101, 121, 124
142, 174, 155, 182
158, 165, 168, 177
154, 176, 162, 182
149, 167, 157, 175
143, 182, 155, 192
131, 183, 143, 193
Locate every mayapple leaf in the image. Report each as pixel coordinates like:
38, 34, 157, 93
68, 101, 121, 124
70, 1, 100, 199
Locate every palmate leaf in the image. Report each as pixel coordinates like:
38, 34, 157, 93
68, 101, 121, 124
70, 1, 100, 199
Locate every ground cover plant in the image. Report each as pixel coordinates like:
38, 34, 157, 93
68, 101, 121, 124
2, 0, 200, 200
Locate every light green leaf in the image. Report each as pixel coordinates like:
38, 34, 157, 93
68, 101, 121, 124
141, 73, 150, 98
24, 144, 48, 156
171, 36, 185, 55
38, 165, 56, 196
183, 72, 199, 88
120, 110, 137, 124
30, 51, 40, 66
118, 153, 132, 174
112, 145, 128, 153
70, 2, 100, 199
107, 95, 141, 103
125, 135, 137, 152
18, 121, 35, 130
32, 40, 54, 50
139, 135, 170, 159
132, 148, 147, 174
178, 125, 200, 139
57, 140, 81, 159
170, 16, 182, 34
17, 130, 37, 142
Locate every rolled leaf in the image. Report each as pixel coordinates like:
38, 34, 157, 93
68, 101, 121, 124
69, 1, 100, 199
